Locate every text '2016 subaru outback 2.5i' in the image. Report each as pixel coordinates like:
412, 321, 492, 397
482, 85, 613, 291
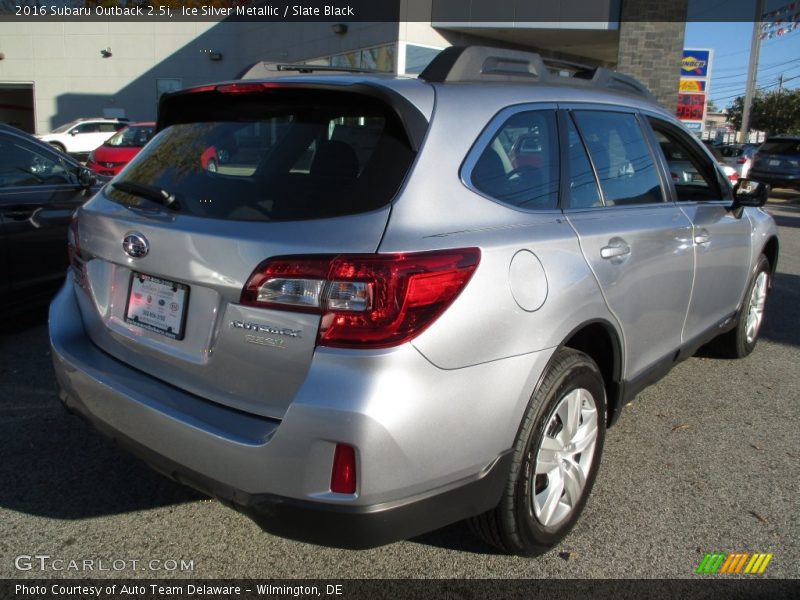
49, 47, 778, 556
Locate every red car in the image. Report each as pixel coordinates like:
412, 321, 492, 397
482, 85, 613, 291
86, 122, 155, 176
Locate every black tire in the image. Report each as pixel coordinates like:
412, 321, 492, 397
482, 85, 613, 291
469, 348, 606, 556
708, 254, 770, 359
48, 142, 66, 154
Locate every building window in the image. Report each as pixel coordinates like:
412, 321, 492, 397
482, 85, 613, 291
403, 44, 442, 75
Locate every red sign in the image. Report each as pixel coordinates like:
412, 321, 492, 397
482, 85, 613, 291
676, 93, 706, 121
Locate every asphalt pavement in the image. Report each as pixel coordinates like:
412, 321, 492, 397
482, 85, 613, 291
1, 196, 798, 581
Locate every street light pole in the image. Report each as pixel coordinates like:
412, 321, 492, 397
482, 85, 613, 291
739, 0, 767, 143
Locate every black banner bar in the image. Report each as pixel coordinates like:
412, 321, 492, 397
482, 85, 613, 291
4, 579, 800, 600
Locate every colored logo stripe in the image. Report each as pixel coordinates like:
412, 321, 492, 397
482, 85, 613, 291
697, 552, 773, 574
745, 553, 773, 574
697, 553, 725, 574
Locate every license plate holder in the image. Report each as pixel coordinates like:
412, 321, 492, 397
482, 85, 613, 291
124, 272, 189, 340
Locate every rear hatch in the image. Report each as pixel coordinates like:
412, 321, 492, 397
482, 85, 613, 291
70, 83, 422, 419
751, 138, 800, 177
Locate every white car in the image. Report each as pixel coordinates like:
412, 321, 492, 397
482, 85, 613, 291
37, 118, 128, 157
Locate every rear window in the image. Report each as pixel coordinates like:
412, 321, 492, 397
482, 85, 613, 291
106, 125, 155, 148
759, 140, 800, 156
107, 91, 415, 221
719, 146, 743, 158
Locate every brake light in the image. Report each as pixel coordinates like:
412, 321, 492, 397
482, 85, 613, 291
67, 212, 87, 287
67, 212, 80, 263
330, 444, 357, 494
737, 157, 747, 164
215, 83, 282, 94
728, 171, 739, 183
241, 249, 481, 348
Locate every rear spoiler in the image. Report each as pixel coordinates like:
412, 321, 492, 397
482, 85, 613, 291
156, 81, 429, 152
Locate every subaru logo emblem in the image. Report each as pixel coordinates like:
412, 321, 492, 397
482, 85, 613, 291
122, 232, 149, 259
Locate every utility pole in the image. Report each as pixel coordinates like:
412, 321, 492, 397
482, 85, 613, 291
739, 0, 767, 143
778, 73, 784, 92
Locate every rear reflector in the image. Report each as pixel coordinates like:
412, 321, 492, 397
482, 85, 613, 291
241, 249, 480, 348
330, 444, 357, 494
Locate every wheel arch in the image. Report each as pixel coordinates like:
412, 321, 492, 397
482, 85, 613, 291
559, 320, 623, 428
761, 235, 779, 280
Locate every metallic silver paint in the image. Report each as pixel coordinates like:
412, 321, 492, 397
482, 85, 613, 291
49, 75, 779, 526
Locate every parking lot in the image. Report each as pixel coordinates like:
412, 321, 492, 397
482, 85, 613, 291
1, 196, 798, 580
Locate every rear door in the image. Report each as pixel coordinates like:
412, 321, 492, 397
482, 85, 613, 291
0, 131, 86, 311
561, 108, 694, 380
645, 117, 752, 343
72, 86, 421, 419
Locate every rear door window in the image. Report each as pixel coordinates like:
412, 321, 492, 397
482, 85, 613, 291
572, 111, 663, 206
107, 91, 415, 222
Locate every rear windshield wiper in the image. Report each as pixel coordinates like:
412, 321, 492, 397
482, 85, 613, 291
111, 181, 181, 211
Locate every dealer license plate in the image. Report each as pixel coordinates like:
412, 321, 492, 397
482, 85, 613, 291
124, 273, 189, 340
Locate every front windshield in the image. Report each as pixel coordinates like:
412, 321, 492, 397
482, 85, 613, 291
105, 125, 155, 147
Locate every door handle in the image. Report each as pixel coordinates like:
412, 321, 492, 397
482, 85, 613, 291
3, 208, 36, 221
600, 242, 631, 259
694, 233, 711, 245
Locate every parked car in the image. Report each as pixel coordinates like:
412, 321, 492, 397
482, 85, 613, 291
0, 124, 99, 318
36, 117, 129, 159
49, 47, 778, 556
86, 122, 156, 177
707, 145, 742, 183
719, 144, 758, 179
749, 136, 800, 190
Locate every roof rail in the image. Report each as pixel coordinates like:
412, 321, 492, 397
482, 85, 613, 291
419, 46, 656, 103
237, 61, 385, 79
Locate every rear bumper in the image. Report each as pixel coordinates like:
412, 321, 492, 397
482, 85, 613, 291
749, 170, 800, 190
50, 279, 544, 547
59, 383, 510, 548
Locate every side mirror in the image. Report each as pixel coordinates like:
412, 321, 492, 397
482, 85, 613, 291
77, 166, 97, 188
732, 178, 770, 209
69, 129, 79, 136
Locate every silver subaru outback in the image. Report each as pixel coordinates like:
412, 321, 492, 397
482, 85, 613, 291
50, 47, 778, 555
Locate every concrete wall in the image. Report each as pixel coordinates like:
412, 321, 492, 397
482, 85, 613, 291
237, 22, 399, 65
617, 0, 688, 112
0, 22, 242, 133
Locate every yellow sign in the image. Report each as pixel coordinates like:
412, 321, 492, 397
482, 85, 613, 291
680, 79, 706, 92
682, 56, 708, 72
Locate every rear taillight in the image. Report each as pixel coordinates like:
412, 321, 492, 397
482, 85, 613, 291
728, 171, 739, 183
241, 248, 481, 348
737, 157, 747, 164
67, 212, 87, 287
67, 212, 80, 264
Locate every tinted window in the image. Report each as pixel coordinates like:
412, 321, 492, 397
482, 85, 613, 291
0, 135, 74, 188
470, 110, 559, 210
105, 126, 156, 148
107, 92, 415, 222
572, 111, 662, 206
74, 123, 99, 134
564, 116, 602, 209
759, 139, 800, 155
648, 119, 723, 202
720, 146, 743, 158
